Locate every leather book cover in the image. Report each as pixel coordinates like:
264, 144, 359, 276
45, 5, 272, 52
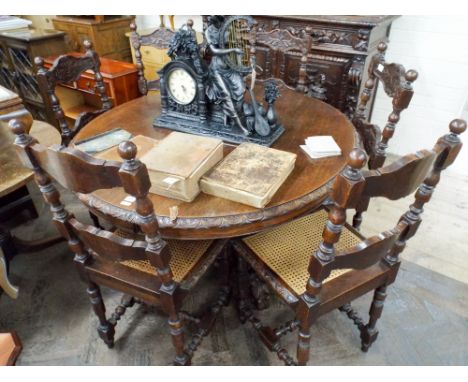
200, 142, 296, 208
139, 132, 224, 202
95, 135, 159, 162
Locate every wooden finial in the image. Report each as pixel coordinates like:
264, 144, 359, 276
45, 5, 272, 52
118, 141, 137, 161
405, 69, 418, 83
9, 118, 26, 136
187, 19, 194, 29
34, 56, 45, 68
449, 119, 467, 136
130, 22, 137, 32
83, 40, 92, 51
377, 42, 387, 53
348, 148, 367, 170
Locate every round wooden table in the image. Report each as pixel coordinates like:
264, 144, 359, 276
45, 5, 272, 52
74, 85, 357, 239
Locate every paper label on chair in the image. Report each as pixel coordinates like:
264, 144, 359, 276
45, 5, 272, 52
378, 63, 384, 72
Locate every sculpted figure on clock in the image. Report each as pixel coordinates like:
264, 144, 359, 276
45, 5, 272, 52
205, 15, 251, 135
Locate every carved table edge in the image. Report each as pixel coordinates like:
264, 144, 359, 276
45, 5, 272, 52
77, 183, 331, 231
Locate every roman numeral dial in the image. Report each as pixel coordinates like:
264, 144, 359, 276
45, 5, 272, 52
167, 68, 197, 105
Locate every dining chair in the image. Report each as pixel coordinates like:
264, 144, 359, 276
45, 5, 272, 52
10, 120, 230, 365
232, 119, 465, 365
129, 21, 176, 95
250, 24, 312, 93
34, 40, 113, 147
351, 41, 418, 229
353, 42, 418, 170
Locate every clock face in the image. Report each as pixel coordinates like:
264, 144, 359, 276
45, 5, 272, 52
167, 68, 197, 105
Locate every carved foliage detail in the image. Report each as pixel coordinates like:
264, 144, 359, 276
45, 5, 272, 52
46, 55, 95, 86
257, 29, 306, 53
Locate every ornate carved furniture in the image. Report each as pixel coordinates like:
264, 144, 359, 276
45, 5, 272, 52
352, 42, 418, 229
232, 119, 466, 365
52, 16, 135, 62
251, 26, 312, 93
10, 121, 231, 365
72, 83, 357, 239
251, 16, 399, 118
35, 40, 113, 147
0, 28, 68, 123
40, 50, 139, 128
128, 21, 176, 95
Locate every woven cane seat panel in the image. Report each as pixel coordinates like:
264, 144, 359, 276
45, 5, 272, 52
114, 230, 213, 282
242, 209, 362, 295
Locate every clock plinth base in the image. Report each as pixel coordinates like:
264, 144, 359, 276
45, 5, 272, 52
153, 115, 284, 147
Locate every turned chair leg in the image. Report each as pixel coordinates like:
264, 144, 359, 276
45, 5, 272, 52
361, 285, 387, 352
87, 282, 115, 348
89, 211, 103, 229
296, 323, 312, 366
168, 314, 190, 366
352, 211, 363, 230
236, 256, 251, 323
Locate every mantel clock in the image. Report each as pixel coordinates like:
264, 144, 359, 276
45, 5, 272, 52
154, 16, 284, 146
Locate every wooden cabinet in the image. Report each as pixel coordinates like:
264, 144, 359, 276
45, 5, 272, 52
0, 28, 68, 122
42, 53, 140, 124
52, 16, 134, 62
252, 16, 399, 118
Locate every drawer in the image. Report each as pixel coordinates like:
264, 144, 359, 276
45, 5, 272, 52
76, 77, 111, 96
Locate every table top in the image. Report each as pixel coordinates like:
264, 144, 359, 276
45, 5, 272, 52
0, 86, 33, 198
74, 84, 357, 239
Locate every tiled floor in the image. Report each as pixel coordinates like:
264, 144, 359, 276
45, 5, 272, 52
0, 163, 467, 365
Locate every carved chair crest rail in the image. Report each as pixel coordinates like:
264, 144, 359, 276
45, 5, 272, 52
35, 40, 113, 147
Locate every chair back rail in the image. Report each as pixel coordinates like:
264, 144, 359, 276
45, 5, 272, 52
303, 119, 465, 300
69, 218, 148, 262
35, 40, 112, 147
251, 25, 312, 93
16, 142, 121, 195
308, 227, 401, 282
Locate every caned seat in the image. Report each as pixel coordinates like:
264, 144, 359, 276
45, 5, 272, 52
233, 119, 466, 365
243, 210, 361, 295
119, 235, 213, 283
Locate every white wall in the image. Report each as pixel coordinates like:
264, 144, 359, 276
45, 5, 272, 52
371, 16, 468, 174
135, 15, 203, 31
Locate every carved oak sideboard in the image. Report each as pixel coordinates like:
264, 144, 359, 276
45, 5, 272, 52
252, 16, 399, 119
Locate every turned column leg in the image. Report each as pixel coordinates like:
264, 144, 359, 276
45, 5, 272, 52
169, 314, 189, 366
296, 324, 312, 366
89, 211, 103, 229
361, 285, 387, 352
236, 256, 251, 323
352, 211, 363, 230
87, 282, 115, 348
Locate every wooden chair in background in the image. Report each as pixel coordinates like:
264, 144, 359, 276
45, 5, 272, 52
232, 119, 465, 365
129, 22, 176, 95
351, 41, 418, 229
10, 121, 231, 365
353, 42, 418, 169
250, 24, 312, 93
34, 40, 112, 147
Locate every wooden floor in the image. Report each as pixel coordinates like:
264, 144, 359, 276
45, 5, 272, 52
0, 161, 467, 365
